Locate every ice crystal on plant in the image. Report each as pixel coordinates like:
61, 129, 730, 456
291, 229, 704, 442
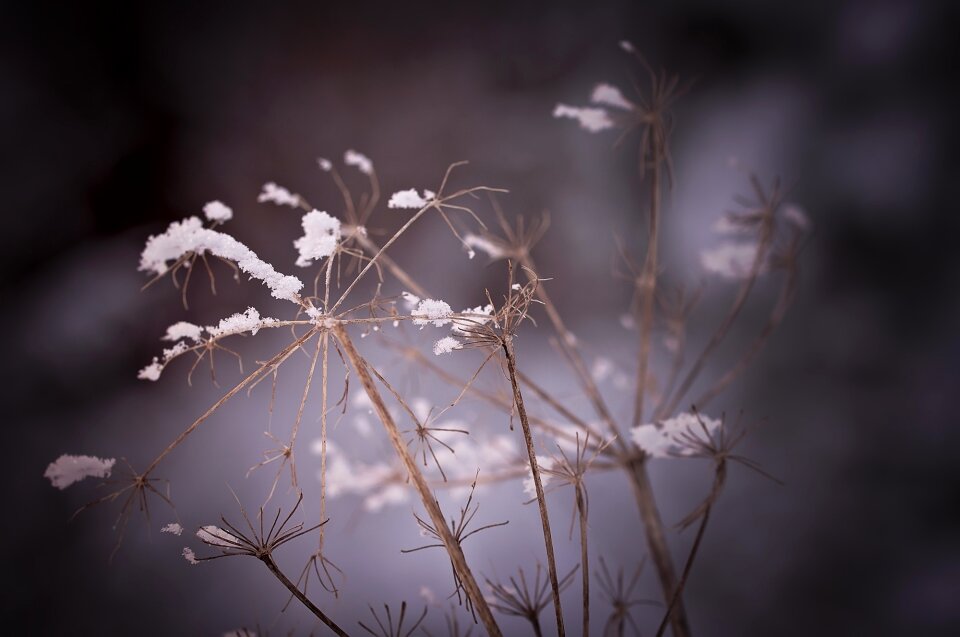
701, 242, 766, 280
317, 157, 332, 172
203, 200, 233, 222
591, 83, 634, 110
523, 456, 555, 499
553, 104, 615, 133
206, 307, 277, 338
197, 525, 241, 547
463, 233, 505, 260
44, 454, 116, 489
631, 412, 722, 458
182, 547, 199, 565
257, 182, 301, 208
344, 149, 373, 175
412, 299, 453, 327
433, 336, 462, 356
161, 522, 184, 536
387, 188, 434, 210
294, 210, 341, 267
162, 321, 204, 343
139, 217, 303, 301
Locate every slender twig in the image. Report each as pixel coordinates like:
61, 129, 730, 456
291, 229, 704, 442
333, 323, 502, 637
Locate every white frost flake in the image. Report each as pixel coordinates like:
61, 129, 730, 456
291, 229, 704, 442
44, 454, 116, 489
203, 200, 233, 222
433, 336, 462, 355
294, 210, 341, 267
591, 83, 634, 110
139, 216, 303, 302
344, 149, 373, 175
701, 242, 766, 280
553, 104, 615, 133
388, 188, 433, 210
631, 412, 722, 458
412, 299, 453, 328
257, 182, 301, 208
161, 522, 184, 536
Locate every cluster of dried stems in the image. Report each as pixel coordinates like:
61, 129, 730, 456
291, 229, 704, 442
70, 52, 805, 637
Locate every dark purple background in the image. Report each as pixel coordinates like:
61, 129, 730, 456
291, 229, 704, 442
2, 0, 958, 635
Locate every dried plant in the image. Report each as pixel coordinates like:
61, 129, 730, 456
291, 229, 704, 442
46, 42, 808, 637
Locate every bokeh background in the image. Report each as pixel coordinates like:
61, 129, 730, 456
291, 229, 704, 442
2, 0, 958, 635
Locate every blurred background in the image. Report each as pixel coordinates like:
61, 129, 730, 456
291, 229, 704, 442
2, 0, 958, 635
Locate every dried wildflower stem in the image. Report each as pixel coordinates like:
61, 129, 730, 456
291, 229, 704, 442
575, 485, 590, 637
260, 553, 350, 636
626, 457, 689, 637
333, 323, 502, 637
654, 463, 726, 637
693, 266, 797, 408
502, 334, 566, 637
520, 262, 624, 450
353, 232, 430, 299
318, 331, 330, 549
659, 226, 773, 419
143, 330, 315, 476
631, 147, 661, 431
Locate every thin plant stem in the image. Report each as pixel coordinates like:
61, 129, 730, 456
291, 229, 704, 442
144, 329, 316, 477
576, 485, 590, 637
625, 458, 690, 637
503, 334, 565, 637
333, 323, 502, 637
260, 553, 350, 636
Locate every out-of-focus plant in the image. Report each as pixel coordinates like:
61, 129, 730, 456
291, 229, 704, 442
47, 42, 808, 636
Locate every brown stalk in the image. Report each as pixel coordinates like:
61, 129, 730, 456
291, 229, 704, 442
261, 553, 350, 637
332, 323, 502, 637
502, 334, 566, 637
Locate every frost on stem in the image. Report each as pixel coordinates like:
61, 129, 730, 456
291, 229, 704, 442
387, 188, 435, 210
591, 83, 635, 110
700, 242, 767, 280
161, 522, 184, 536
344, 149, 373, 175
139, 217, 303, 302
294, 210, 341, 267
433, 336, 462, 356
631, 412, 722, 458
139, 308, 277, 381
182, 547, 199, 565
463, 233, 506, 260
44, 454, 116, 489
553, 104, 615, 133
412, 299, 453, 328
257, 182, 302, 208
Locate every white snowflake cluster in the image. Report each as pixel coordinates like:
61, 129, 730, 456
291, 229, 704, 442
631, 412, 722, 458
700, 242, 766, 280
257, 182, 302, 208
139, 308, 277, 381
293, 210, 341, 267
344, 149, 373, 175
44, 454, 116, 490
387, 188, 435, 210
139, 217, 303, 302
202, 200, 233, 222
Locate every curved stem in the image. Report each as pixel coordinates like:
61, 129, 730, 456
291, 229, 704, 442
504, 335, 565, 637
261, 554, 350, 636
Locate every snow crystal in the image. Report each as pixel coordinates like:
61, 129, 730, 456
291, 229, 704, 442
433, 336, 462, 356
451, 304, 494, 336
203, 200, 233, 222
44, 454, 116, 490
553, 104, 615, 133
257, 182, 301, 207
294, 210, 341, 267
317, 157, 332, 172
182, 547, 199, 565
161, 522, 184, 536
463, 233, 506, 260
344, 149, 373, 175
591, 83, 634, 110
412, 299, 454, 327
139, 217, 303, 301
197, 525, 241, 548
523, 456, 554, 499
701, 242, 767, 280
162, 321, 204, 343
206, 307, 276, 338
387, 188, 433, 210
631, 412, 722, 458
